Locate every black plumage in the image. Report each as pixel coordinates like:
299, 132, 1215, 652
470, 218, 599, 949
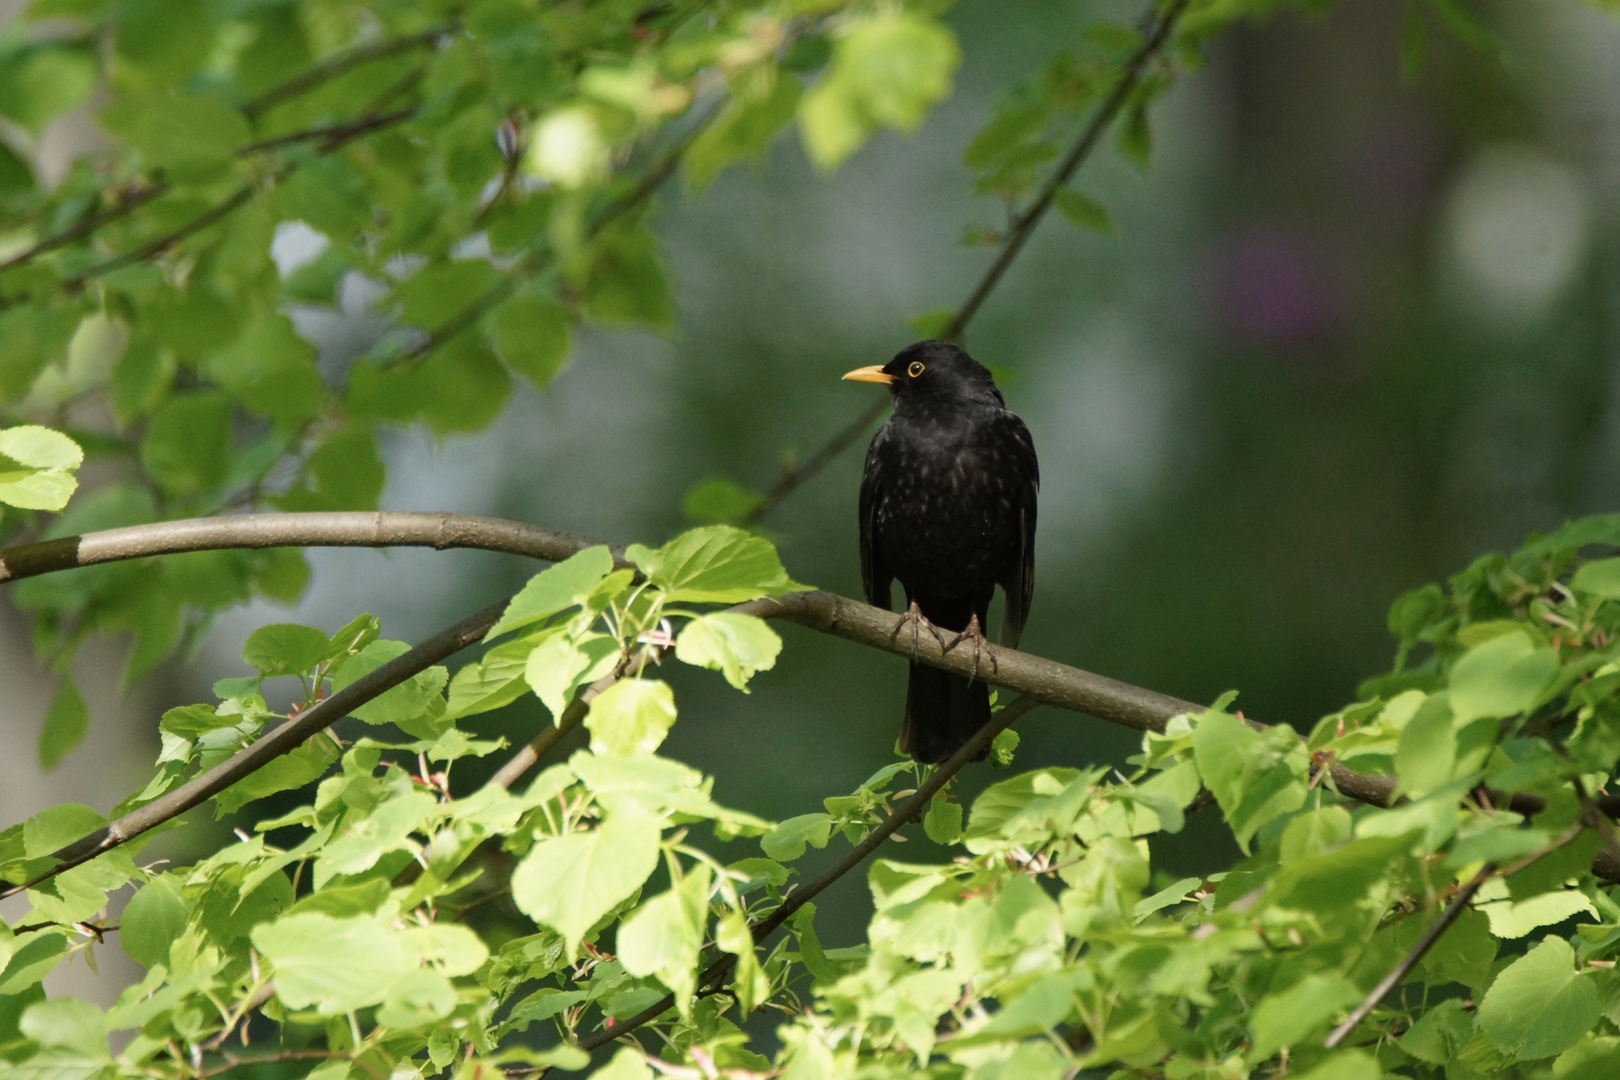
845, 340, 1039, 763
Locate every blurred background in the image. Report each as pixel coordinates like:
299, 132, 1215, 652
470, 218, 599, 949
5, 0, 1620, 1001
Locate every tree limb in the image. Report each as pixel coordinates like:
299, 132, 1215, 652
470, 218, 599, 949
4, 510, 1617, 894
740, 0, 1194, 526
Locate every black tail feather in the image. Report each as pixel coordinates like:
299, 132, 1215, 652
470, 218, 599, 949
900, 660, 991, 764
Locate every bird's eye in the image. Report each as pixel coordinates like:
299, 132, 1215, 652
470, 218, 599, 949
907, 361, 925, 378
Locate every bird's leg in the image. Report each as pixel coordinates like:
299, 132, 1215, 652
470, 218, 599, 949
888, 601, 947, 659
942, 614, 998, 684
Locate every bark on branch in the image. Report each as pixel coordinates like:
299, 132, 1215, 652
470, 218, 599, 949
4, 510, 1617, 895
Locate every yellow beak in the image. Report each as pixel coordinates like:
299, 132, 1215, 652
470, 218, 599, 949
842, 365, 894, 385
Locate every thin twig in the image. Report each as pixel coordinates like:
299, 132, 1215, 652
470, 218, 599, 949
742, 0, 1194, 526
489, 649, 656, 789
941, 0, 1192, 341
61, 181, 269, 288
241, 25, 452, 119
235, 106, 417, 156
400, 97, 722, 364
566, 694, 1042, 1062
0, 183, 169, 274
1323, 821, 1587, 1049
0, 598, 510, 899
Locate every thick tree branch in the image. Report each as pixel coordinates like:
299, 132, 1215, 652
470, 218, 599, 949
4, 511, 1615, 826
741, 0, 1194, 526
5, 510, 1617, 895
0, 511, 622, 583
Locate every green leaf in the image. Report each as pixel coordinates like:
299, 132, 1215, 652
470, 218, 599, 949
328, 640, 450, 738
922, 796, 962, 845
1191, 707, 1308, 853
492, 291, 572, 387
36, 677, 88, 770
1555, 1036, 1620, 1080
1400, 998, 1473, 1064
798, 13, 960, 170
0, 425, 83, 471
272, 424, 386, 513
119, 875, 187, 969
19, 996, 106, 1058
675, 612, 782, 691
1479, 936, 1597, 1060
205, 310, 325, 424
1481, 888, 1597, 938
486, 547, 615, 640
376, 969, 456, 1030
627, 526, 806, 603
617, 863, 711, 1016
585, 679, 677, 756
1395, 693, 1456, 797
1449, 631, 1559, 723
1571, 557, 1620, 599
0, 933, 66, 995
1290, 1049, 1382, 1080
717, 908, 770, 1013
591, 1048, 653, 1080
139, 391, 231, 496
23, 803, 104, 858
241, 623, 329, 677
0, 46, 97, 132
0, 425, 83, 511
761, 813, 832, 861
681, 477, 764, 525
396, 260, 499, 331
524, 631, 620, 719
1052, 188, 1114, 234
251, 913, 417, 1014
124, 92, 249, 178
684, 75, 801, 191
511, 797, 662, 952
988, 727, 1020, 768
1248, 974, 1359, 1060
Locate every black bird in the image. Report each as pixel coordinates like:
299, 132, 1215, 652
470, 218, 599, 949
844, 341, 1039, 764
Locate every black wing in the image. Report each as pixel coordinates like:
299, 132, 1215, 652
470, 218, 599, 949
858, 434, 893, 611
998, 413, 1039, 648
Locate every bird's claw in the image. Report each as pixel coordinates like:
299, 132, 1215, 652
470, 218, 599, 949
942, 614, 998, 685
889, 601, 946, 660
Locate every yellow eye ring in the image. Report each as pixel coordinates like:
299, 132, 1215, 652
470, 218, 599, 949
907, 361, 925, 378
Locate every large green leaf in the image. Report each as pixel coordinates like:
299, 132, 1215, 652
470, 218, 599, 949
626, 526, 807, 603
1191, 707, 1308, 853
1479, 937, 1598, 1060
251, 913, 417, 1013
486, 547, 615, 640
674, 612, 782, 690
616, 863, 711, 1015
511, 797, 662, 951
585, 679, 677, 756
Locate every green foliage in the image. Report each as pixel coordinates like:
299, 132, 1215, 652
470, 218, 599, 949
9, 0, 1620, 1077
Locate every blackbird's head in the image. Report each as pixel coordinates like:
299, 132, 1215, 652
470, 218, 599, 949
842, 340, 1005, 411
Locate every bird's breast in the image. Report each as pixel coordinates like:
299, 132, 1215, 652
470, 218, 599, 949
869, 414, 1025, 600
